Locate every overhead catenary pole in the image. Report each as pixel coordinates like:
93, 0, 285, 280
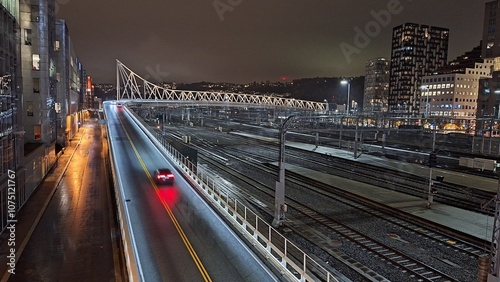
427, 122, 436, 208
272, 115, 295, 228
490, 174, 500, 280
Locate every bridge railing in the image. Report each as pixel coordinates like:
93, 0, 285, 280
124, 106, 340, 282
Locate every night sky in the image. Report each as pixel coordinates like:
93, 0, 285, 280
58, 0, 488, 84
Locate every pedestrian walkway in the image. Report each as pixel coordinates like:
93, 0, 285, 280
231, 131, 495, 242
0, 121, 123, 281
0, 129, 85, 281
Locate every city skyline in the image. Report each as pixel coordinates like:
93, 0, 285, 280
59, 1, 488, 84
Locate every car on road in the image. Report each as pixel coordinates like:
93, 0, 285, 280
154, 168, 175, 185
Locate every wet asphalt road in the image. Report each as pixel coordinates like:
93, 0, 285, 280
107, 103, 280, 281
0, 105, 280, 282
5, 121, 120, 281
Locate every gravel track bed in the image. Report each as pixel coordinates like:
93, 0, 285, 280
161, 124, 482, 281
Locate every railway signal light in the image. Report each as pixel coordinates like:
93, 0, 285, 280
428, 152, 437, 167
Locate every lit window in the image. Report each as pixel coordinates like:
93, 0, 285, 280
34, 125, 41, 140
54, 40, 60, 51
24, 29, 32, 45
32, 54, 40, 70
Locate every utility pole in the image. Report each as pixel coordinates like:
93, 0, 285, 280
272, 114, 340, 228
354, 117, 359, 159
490, 176, 500, 281
272, 115, 294, 228
339, 117, 343, 149
427, 123, 437, 208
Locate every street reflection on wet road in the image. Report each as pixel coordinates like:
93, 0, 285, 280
9, 121, 118, 281
157, 186, 180, 207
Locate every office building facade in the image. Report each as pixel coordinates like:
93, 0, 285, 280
55, 19, 84, 146
20, 0, 57, 145
483, 1, 500, 58
0, 0, 23, 232
420, 59, 493, 121
363, 58, 390, 114
389, 23, 449, 116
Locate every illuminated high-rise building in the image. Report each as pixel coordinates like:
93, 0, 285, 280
364, 58, 389, 114
388, 23, 449, 116
483, 1, 500, 58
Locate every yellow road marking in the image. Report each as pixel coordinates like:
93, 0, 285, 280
118, 114, 212, 282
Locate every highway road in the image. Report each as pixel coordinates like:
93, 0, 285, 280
105, 102, 279, 281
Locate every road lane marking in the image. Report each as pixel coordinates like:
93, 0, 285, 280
118, 114, 212, 282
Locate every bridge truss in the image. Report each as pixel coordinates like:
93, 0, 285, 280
116, 60, 326, 112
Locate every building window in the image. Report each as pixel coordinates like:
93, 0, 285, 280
32, 54, 40, 70
34, 125, 41, 140
54, 40, 60, 51
24, 29, 32, 45
27, 101, 34, 116
33, 78, 40, 93
30, 5, 40, 22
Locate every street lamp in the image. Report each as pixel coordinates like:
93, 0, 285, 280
341, 79, 351, 115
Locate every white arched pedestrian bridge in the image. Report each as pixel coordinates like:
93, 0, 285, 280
116, 60, 327, 112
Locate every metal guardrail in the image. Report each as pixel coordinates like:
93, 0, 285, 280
124, 106, 340, 282
105, 114, 141, 281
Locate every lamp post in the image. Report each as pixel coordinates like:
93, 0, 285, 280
341, 79, 351, 115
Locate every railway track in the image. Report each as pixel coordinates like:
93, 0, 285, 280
158, 125, 489, 251
148, 122, 487, 281
225, 144, 496, 215
197, 148, 482, 281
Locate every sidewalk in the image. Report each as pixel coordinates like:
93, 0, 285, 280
0, 128, 85, 281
